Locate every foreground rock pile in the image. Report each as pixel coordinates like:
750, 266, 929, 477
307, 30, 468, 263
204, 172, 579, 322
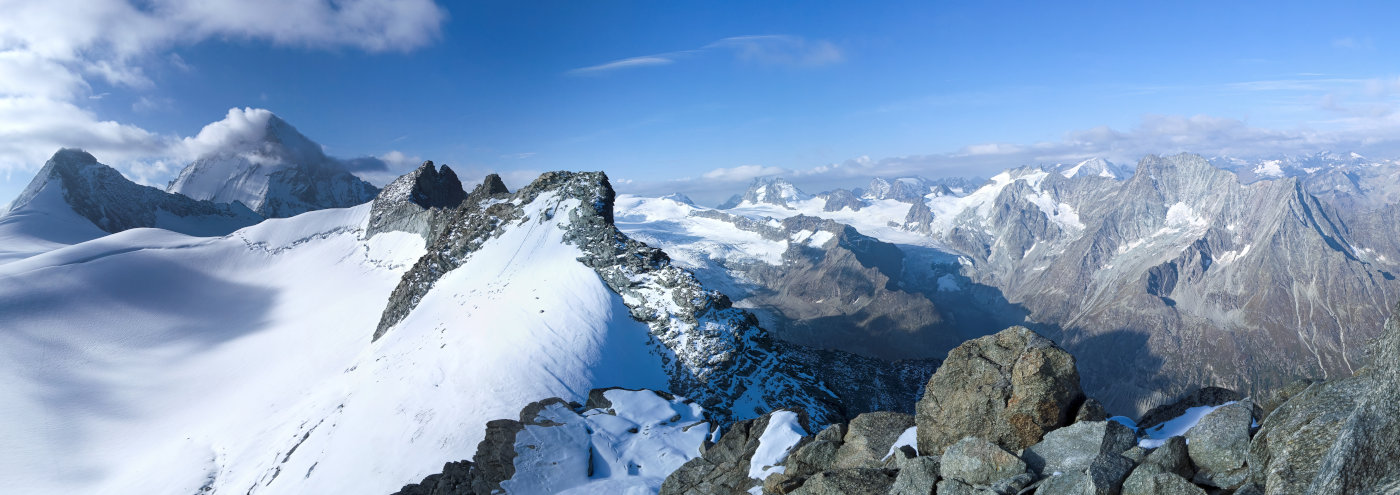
393, 307, 1400, 494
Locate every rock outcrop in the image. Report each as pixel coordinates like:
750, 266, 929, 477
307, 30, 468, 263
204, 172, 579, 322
916, 326, 1085, 454
365, 161, 469, 240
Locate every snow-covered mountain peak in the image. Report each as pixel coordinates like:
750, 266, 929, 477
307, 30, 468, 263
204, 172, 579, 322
740, 176, 811, 208
2, 148, 261, 248
166, 111, 379, 218
1057, 157, 1125, 179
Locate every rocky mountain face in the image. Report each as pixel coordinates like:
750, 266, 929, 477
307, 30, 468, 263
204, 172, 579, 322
404, 319, 1400, 494
166, 114, 379, 217
682, 210, 959, 360
1212, 151, 1400, 211
924, 153, 1399, 415
373, 171, 929, 424
5, 148, 261, 236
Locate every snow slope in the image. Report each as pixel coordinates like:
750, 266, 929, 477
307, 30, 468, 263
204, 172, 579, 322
0, 192, 676, 493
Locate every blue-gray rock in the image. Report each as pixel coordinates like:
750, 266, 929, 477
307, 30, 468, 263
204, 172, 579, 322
1022, 420, 1136, 475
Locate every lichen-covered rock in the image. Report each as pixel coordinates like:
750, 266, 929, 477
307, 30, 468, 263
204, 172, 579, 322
789, 468, 897, 495
1247, 302, 1400, 493
1022, 420, 1136, 475
831, 412, 915, 469
916, 326, 1085, 454
1120, 464, 1206, 495
1185, 401, 1253, 489
939, 436, 1027, 487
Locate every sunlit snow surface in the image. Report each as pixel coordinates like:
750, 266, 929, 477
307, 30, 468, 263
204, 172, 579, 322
1108, 400, 1240, 449
0, 198, 672, 494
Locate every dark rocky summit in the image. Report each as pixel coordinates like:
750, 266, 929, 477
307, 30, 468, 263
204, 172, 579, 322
365, 161, 469, 240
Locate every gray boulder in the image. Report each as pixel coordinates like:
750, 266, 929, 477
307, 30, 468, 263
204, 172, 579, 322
1120, 464, 1206, 495
1035, 454, 1134, 495
888, 456, 939, 495
390, 460, 477, 495
789, 468, 897, 495
936, 479, 978, 495
939, 436, 1027, 486
1022, 420, 1136, 475
832, 412, 914, 468
1142, 435, 1194, 479
1185, 401, 1253, 489
916, 326, 1085, 454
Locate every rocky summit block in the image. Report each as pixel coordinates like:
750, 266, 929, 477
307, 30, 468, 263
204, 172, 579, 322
916, 326, 1085, 454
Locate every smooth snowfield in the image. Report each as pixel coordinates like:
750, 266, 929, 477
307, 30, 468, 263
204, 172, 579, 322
0, 196, 671, 494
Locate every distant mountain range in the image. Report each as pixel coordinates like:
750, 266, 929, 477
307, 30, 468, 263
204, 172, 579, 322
4, 111, 1400, 493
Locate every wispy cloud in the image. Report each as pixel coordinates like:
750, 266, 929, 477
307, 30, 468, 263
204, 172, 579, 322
568, 34, 842, 75
1333, 37, 1374, 50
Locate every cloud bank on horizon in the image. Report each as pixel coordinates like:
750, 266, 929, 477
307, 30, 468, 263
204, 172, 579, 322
0, 0, 445, 187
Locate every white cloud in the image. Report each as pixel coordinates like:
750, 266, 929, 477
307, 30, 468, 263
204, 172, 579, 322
0, 0, 448, 195
568, 34, 842, 75
701, 164, 790, 181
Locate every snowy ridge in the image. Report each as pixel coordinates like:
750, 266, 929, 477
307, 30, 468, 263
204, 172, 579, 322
377, 171, 845, 425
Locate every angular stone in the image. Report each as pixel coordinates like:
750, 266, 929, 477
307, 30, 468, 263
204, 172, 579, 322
786, 439, 842, 479
936, 478, 978, 495
1121, 464, 1206, 495
888, 456, 938, 495
1142, 435, 1193, 479
832, 411, 915, 468
789, 468, 897, 495
939, 437, 1027, 486
1185, 401, 1253, 489
1022, 420, 1136, 475
988, 472, 1036, 494
916, 326, 1085, 454
1075, 398, 1108, 423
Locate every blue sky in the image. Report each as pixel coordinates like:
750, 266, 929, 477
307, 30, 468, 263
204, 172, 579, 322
3, 1, 1400, 204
